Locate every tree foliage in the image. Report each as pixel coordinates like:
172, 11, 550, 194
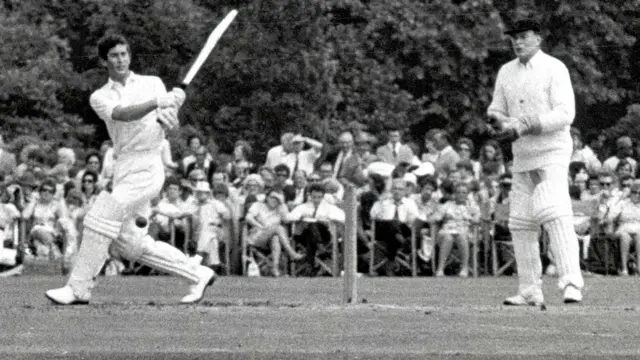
0, 0, 638, 160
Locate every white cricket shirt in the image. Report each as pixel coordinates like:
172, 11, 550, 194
89, 72, 166, 157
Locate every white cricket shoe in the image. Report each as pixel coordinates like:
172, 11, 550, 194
503, 291, 545, 306
563, 285, 583, 304
0, 264, 23, 277
180, 266, 215, 304
45, 286, 89, 305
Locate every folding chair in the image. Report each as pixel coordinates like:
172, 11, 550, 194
489, 203, 515, 276
240, 221, 288, 276
368, 220, 418, 277
290, 221, 341, 277
571, 199, 600, 273
430, 221, 480, 277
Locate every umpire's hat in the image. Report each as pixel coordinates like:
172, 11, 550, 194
504, 19, 541, 36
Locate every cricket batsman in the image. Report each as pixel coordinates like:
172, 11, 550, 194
487, 19, 583, 306
46, 34, 215, 305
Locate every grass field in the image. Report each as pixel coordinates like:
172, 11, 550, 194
1, 270, 639, 360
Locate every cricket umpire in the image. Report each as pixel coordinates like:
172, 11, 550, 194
487, 18, 583, 306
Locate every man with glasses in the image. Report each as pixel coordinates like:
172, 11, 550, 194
487, 19, 583, 305
46, 34, 214, 305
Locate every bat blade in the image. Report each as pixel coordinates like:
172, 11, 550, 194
181, 9, 238, 87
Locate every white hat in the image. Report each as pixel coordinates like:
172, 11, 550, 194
366, 161, 395, 178
193, 181, 211, 192
412, 162, 435, 177
291, 134, 305, 143
403, 173, 417, 187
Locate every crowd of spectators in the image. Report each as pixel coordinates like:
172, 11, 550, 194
0, 125, 638, 277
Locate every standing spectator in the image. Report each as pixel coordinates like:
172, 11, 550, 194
429, 182, 480, 277
456, 137, 481, 179
184, 146, 216, 183
288, 170, 308, 209
376, 128, 414, 166
603, 136, 637, 176
330, 132, 367, 187
422, 129, 440, 165
479, 140, 506, 178
354, 132, 378, 167
226, 140, 254, 181
14, 148, 46, 179
282, 134, 323, 179
244, 190, 303, 276
285, 183, 345, 276
265, 132, 295, 170
0, 133, 17, 179
370, 178, 420, 276
181, 135, 210, 175
432, 130, 460, 179
570, 128, 601, 174
412, 175, 441, 263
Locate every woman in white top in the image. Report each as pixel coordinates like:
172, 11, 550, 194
79, 170, 100, 210
22, 179, 77, 261
244, 190, 303, 276
608, 181, 640, 275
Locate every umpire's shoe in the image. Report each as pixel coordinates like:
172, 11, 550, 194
180, 266, 215, 304
563, 285, 582, 304
45, 286, 90, 305
503, 291, 545, 306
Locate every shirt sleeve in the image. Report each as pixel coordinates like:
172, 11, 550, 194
89, 90, 120, 123
487, 66, 509, 117
329, 205, 346, 223
538, 61, 575, 133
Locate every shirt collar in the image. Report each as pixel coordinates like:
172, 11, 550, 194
518, 50, 543, 69
107, 71, 139, 89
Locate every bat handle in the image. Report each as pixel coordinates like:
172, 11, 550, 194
178, 83, 188, 90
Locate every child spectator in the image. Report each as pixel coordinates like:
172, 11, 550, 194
191, 181, 231, 271
412, 175, 440, 263
479, 140, 505, 178
429, 182, 480, 277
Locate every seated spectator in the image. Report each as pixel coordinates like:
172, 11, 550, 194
619, 174, 634, 199
79, 170, 100, 209
606, 181, 640, 275
75, 151, 103, 190
603, 136, 637, 175
285, 183, 345, 276
150, 176, 192, 250
411, 175, 440, 263
456, 159, 477, 187
190, 181, 232, 270
569, 185, 592, 264
321, 178, 343, 206
570, 128, 601, 174
273, 164, 294, 193
0, 183, 22, 276
287, 170, 308, 209
581, 173, 602, 201
422, 129, 440, 165
14, 147, 47, 179
479, 140, 505, 178
456, 137, 481, 179
573, 172, 589, 199
428, 182, 480, 277
244, 190, 303, 276
616, 159, 635, 181
13, 172, 39, 212
239, 174, 266, 218
370, 178, 420, 276
22, 179, 77, 263
181, 135, 211, 175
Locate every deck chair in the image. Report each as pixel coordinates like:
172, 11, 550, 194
489, 203, 515, 276
290, 221, 341, 277
368, 219, 418, 277
430, 220, 480, 277
240, 221, 289, 276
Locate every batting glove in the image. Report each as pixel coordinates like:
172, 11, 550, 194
157, 107, 179, 130
169, 87, 186, 108
156, 94, 176, 109
517, 114, 542, 136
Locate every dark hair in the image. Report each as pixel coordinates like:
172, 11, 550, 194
27, 148, 46, 164
233, 140, 253, 161
187, 135, 202, 147
307, 183, 326, 194
85, 151, 102, 166
98, 34, 129, 60
81, 170, 99, 195
456, 137, 475, 154
274, 164, 291, 177
418, 174, 438, 190
39, 179, 56, 192
164, 175, 182, 189
456, 159, 474, 172
63, 181, 76, 198
391, 162, 411, 179
368, 173, 387, 195
212, 183, 230, 197
568, 185, 582, 201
